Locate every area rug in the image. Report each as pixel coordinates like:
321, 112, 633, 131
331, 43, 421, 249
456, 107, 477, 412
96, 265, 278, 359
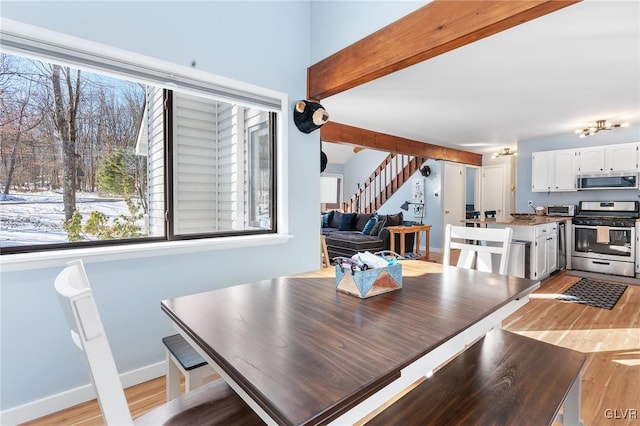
557, 278, 628, 310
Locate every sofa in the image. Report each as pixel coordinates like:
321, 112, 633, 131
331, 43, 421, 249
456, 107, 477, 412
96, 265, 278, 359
321, 211, 415, 260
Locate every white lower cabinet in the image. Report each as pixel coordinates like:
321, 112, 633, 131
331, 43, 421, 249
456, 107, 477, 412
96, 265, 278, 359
490, 221, 561, 281
636, 222, 639, 278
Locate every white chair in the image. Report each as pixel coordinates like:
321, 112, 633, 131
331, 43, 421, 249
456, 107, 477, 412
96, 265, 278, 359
54, 259, 260, 425
443, 224, 513, 275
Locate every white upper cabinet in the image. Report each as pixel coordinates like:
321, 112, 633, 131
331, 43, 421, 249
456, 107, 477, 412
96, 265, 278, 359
605, 143, 638, 172
578, 146, 605, 173
578, 142, 639, 174
531, 151, 553, 192
553, 149, 579, 191
531, 149, 578, 192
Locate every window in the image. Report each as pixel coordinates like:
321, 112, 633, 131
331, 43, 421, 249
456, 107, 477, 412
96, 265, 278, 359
0, 23, 283, 255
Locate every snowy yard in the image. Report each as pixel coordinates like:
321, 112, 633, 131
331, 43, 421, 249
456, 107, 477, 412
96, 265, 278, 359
0, 191, 135, 247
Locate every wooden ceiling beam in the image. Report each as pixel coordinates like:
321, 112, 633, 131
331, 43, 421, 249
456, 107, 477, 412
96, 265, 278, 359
321, 122, 482, 166
308, 0, 580, 100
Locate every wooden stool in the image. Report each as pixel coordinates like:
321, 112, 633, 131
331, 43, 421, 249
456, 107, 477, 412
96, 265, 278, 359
162, 334, 215, 401
321, 235, 331, 267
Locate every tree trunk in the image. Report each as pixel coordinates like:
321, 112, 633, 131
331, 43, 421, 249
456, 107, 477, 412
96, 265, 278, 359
51, 65, 81, 220
3, 81, 39, 195
3, 135, 21, 195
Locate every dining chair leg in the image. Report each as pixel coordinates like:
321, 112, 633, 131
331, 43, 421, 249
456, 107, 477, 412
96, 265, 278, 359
166, 351, 182, 401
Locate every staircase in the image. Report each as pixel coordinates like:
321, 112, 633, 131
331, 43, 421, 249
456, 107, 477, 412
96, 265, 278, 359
343, 153, 428, 213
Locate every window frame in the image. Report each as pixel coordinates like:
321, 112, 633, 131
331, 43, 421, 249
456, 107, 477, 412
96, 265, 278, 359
0, 18, 291, 270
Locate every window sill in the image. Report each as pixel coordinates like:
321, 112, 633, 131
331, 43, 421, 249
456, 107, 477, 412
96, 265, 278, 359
0, 233, 293, 273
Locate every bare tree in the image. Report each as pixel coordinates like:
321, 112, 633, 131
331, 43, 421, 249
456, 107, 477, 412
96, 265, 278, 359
2, 81, 44, 194
50, 65, 81, 220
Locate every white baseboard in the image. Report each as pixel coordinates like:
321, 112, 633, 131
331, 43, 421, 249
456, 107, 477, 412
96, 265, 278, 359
0, 361, 166, 425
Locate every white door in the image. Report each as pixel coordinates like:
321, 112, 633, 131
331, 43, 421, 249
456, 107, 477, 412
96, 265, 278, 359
442, 162, 465, 230
481, 165, 506, 221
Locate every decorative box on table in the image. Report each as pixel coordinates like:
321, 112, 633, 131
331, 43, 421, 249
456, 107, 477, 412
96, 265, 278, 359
335, 263, 402, 298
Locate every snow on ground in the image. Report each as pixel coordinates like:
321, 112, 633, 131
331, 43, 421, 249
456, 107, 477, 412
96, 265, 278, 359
0, 190, 137, 247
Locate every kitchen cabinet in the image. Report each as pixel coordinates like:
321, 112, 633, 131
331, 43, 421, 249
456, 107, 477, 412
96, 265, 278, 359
531, 151, 553, 192
531, 149, 578, 192
577, 146, 605, 173
578, 142, 639, 173
533, 222, 558, 280
636, 222, 639, 278
606, 143, 639, 172
490, 221, 561, 280
553, 149, 579, 190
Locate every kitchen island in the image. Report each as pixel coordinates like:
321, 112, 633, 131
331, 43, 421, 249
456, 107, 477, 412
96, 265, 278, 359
463, 215, 572, 280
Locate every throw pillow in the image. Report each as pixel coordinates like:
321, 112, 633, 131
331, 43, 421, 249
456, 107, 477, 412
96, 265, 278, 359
370, 218, 386, 236
330, 211, 343, 229
321, 211, 333, 228
338, 213, 357, 231
385, 212, 404, 226
362, 215, 377, 235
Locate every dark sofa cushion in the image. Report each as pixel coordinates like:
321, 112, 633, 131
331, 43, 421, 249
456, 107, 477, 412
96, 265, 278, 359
325, 233, 385, 258
370, 217, 386, 236
321, 211, 333, 228
353, 213, 374, 231
362, 215, 377, 235
381, 212, 403, 227
329, 211, 343, 229
339, 213, 357, 231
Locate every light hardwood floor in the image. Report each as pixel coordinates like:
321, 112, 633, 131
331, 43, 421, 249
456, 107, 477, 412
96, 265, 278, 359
22, 258, 639, 425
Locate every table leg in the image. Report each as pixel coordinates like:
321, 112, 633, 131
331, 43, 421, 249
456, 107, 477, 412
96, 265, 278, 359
390, 232, 396, 254
415, 232, 421, 257
400, 233, 406, 256
425, 230, 430, 260
561, 372, 584, 426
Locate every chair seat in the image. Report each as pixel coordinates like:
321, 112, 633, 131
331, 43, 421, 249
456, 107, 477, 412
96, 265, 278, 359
163, 334, 215, 401
163, 334, 207, 371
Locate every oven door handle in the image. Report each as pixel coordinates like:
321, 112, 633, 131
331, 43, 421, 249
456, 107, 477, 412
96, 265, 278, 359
573, 225, 632, 231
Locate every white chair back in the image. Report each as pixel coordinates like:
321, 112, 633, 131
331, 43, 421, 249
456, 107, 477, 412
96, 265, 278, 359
54, 260, 134, 426
443, 225, 513, 275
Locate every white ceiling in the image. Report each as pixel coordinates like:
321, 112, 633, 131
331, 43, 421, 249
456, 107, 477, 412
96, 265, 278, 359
321, 1, 640, 158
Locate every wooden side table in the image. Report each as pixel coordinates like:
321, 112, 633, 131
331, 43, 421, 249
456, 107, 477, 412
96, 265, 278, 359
387, 225, 432, 260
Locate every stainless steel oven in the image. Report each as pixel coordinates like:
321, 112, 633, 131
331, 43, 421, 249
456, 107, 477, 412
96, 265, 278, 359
572, 201, 639, 277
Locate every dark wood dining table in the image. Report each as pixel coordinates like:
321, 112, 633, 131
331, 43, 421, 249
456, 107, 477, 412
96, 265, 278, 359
161, 260, 540, 425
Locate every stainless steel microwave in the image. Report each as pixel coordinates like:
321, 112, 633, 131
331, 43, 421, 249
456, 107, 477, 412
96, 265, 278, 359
576, 173, 638, 190
547, 205, 575, 216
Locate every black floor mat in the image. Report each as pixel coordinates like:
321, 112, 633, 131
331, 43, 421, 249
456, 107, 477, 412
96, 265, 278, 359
557, 278, 628, 310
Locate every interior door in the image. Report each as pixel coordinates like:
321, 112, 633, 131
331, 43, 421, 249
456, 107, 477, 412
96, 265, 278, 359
443, 162, 465, 231
481, 165, 506, 221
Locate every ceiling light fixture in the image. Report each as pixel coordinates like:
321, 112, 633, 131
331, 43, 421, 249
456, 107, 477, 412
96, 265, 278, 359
575, 119, 629, 138
492, 147, 517, 158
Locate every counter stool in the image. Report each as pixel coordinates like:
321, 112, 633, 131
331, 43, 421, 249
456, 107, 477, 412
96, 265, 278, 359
162, 334, 216, 401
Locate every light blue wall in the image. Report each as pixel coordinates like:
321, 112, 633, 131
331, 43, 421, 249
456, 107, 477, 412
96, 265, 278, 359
343, 150, 388, 202
0, 1, 316, 412
342, 152, 443, 249
516, 124, 640, 211
310, 1, 425, 63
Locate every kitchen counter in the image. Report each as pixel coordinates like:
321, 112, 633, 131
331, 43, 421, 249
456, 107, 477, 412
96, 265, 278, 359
463, 216, 571, 227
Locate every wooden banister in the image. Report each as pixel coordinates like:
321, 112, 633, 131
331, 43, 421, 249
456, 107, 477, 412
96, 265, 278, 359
343, 154, 427, 213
